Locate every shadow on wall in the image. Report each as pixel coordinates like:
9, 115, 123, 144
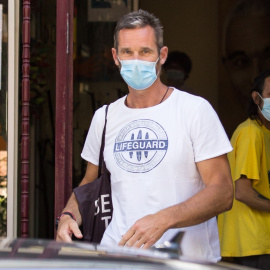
218, 0, 270, 138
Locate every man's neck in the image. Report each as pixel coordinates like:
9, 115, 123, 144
126, 81, 171, 108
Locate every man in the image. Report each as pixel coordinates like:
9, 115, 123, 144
56, 9, 233, 262
220, 0, 270, 138
218, 69, 270, 270
163, 51, 193, 93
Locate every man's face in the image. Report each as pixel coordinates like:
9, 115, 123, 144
112, 26, 167, 69
224, 15, 270, 102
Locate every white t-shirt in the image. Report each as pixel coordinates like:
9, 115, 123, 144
81, 89, 232, 262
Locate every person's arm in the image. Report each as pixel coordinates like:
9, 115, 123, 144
56, 162, 99, 242
235, 175, 270, 212
118, 154, 233, 249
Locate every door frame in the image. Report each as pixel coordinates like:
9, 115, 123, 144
55, 0, 74, 223
7, 0, 20, 238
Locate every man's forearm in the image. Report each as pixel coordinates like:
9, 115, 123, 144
235, 177, 270, 212
62, 192, 82, 226
157, 183, 233, 230
118, 182, 233, 249
237, 187, 270, 212
61, 162, 99, 226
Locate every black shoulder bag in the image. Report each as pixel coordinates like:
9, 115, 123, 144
73, 105, 113, 243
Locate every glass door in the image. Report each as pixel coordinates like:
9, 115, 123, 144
72, 0, 136, 187
54, 0, 138, 225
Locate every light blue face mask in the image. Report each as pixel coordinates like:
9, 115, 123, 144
258, 92, 270, 121
118, 57, 159, 90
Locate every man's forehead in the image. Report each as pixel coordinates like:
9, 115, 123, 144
119, 46, 154, 52
225, 15, 270, 56
118, 26, 156, 46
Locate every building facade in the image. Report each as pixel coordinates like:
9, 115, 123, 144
1, 0, 269, 240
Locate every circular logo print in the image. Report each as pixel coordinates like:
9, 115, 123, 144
114, 119, 168, 173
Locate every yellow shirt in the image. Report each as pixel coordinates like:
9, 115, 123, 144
218, 118, 270, 257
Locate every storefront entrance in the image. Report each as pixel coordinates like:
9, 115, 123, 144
27, 0, 136, 239
2, 0, 267, 240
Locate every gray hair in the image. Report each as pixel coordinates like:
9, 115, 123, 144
222, 0, 270, 58
114, 9, 163, 52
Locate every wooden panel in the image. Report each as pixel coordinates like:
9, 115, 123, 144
55, 0, 74, 225
21, 0, 31, 238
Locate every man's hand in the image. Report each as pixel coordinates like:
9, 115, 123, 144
56, 215, 83, 242
118, 213, 168, 249
56, 162, 99, 242
119, 155, 233, 249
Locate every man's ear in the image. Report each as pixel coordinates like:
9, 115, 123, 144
252, 91, 261, 106
112, 48, 120, 66
159, 46, 168, 65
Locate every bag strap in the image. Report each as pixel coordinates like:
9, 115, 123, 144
98, 105, 109, 177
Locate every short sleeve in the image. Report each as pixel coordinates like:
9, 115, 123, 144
189, 100, 233, 162
81, 105, 107, 165
232, 126, 262, 182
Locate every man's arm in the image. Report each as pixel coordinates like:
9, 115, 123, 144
56, 162, 99, 242
235, 176, 270, 212
119, 154, 233, 249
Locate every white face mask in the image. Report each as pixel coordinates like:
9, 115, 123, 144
257, 92, 270, 121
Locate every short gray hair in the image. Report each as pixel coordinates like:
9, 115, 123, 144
114, 9, 164, 52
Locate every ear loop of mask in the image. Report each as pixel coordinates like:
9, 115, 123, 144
257, 92, 264, 108
257, 92, 270, 121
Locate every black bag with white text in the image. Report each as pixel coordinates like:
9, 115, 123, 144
73, 105, 113, 243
